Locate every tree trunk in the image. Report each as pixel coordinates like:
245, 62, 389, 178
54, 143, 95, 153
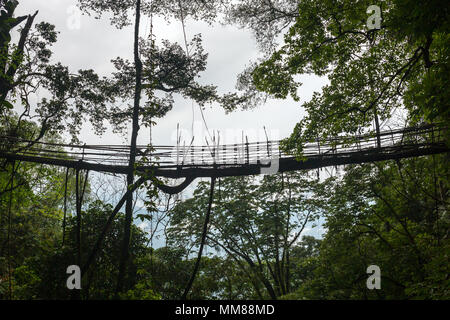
75, 169, 81, 268
1, 9, 38, 103
368, 42, 381, 148
116, 0, 143, 295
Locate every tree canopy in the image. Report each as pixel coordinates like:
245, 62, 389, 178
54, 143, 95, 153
228, 0, 449, 154
0, 0, 448, 302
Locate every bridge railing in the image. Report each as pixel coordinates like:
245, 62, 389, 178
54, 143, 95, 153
0, 123, 446, 169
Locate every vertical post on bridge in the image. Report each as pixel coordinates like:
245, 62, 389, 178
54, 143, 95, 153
217, 132, 221, 164
333, 137, 337, 172
81, 143, 86, 162
436, 124, 441, 142
356, 131, 361, 151
256, 141, 260, 164
245, 136, 249, 165
182, 141, 185, 166
279, 146, 282, 172
316, 137, 321, 179
317, 137, 321, 154
431, 125, 435, 145
263, 126, 270, 161
177, 123, 181, 169
201, 147, 204, 165
223, 144, 226, 164
389, 127, 395, 146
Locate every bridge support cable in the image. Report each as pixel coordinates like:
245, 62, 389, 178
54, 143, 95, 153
62, 167, 69, 247
181, 177, 216, 300
79, 172, 195, 281
81, 175, 148, 279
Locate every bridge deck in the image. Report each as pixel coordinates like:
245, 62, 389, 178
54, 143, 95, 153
0, 124, 448, 178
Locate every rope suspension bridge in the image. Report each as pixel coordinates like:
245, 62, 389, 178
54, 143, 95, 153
0, 123, 448, 181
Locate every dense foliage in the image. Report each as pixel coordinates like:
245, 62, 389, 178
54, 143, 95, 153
0, 0, 448, 300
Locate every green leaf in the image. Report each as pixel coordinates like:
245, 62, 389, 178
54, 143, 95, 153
1, 100, 14, 110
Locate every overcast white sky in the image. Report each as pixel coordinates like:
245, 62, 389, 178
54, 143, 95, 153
16, 0, 328, 148
13, 0, 329, 242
